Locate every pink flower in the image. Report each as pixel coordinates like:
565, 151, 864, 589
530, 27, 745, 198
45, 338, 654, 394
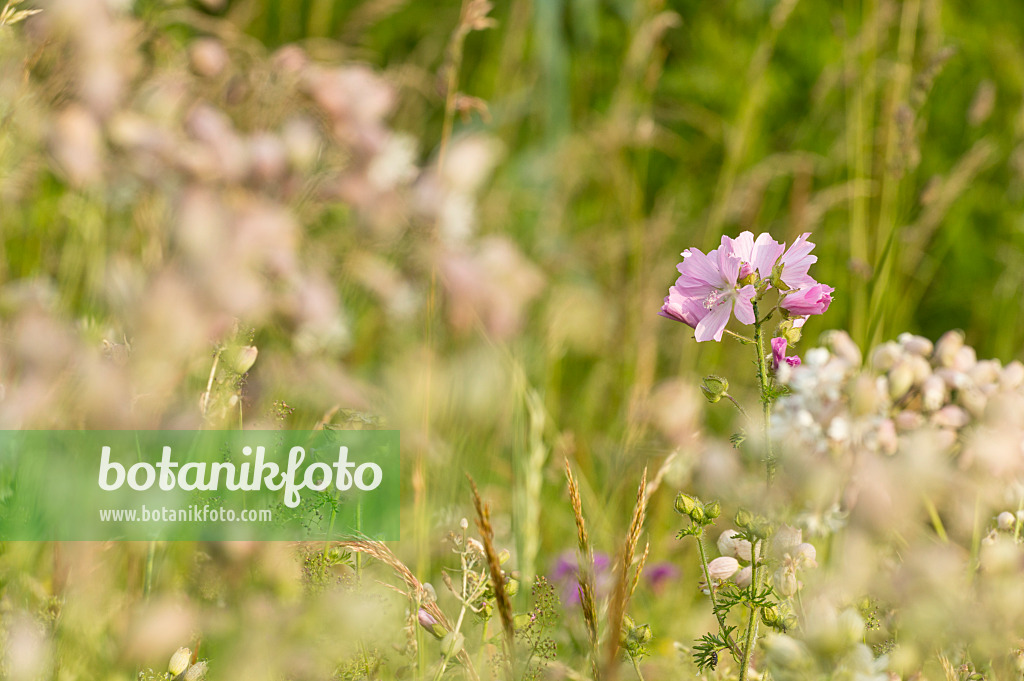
659, 245, 755, 342
722, 231, 785, 282
771, 337, 801, 371
781, 283, 834, 316
778, 232, 819, 289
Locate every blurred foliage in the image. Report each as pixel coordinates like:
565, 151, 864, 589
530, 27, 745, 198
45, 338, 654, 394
1, 0, 1024, 678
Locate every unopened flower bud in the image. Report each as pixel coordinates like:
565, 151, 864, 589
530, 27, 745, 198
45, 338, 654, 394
997, 511, 1016, 531
690, 504, 706, 524
822, 330, 861, 366
921, 374, 946, 412
184, 662, 208, 681
441, 631, 465, 657
735, 508, 754, 529
779, 319, 802, 346
734, 565, 752, 587
418, 609, 447, 639
505, 578, 519, 597
898, 333, 933, 357
704, 500, 721, 519
775, 567, 798, 596
871, 341, 903, 372
761, 604, 783, 629
706, 556, 740, 581
887, 360, 915, 400
701, 376, 729, 404
934, 329, 965, 368
168, 648, 192, 676
226, 345, 258, 374
674, 493, 699, 517
634, 623, 653, 645
1000, 361, 1024, 390
931, 405, 969, 429
459, 517, 469, 530
498, 549, 511, 565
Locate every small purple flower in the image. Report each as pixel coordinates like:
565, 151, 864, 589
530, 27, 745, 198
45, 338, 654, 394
550, 551, 613, 606
771, 337, 801, 372
644, 561, 680, 594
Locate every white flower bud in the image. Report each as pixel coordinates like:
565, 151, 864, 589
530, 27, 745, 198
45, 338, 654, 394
931, 405, 969, 429
717, 529, 740, 558
894, 410, 924, 431
898, 333, 933, 357
184, 662, 208, 681
921, 374, 946, 412
968, 360, 1001, 387
958, 385, 987, 418
734, 565, 752, 587
934, 330, 965, 368
706, 556, 740, 581
871, 342, 903, 372
997, 511, 1016, 531
907, 355, 932, 385
888, 360, 915, 400
952, 345, 977, 372
823, 330, 862, 366
774, 567, 799, 596
794, 543, 817, 568
775, 525, 802, 552
168, 648, 192, 676
1000, 361, 1024, 390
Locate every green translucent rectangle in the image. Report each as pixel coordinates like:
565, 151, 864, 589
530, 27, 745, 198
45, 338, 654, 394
0, 430, 400, 541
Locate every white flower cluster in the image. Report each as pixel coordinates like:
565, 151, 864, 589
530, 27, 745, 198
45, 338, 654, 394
773, 329, 1024, 466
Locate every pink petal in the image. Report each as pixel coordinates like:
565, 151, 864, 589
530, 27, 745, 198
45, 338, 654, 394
694, 300, 732, 342
750, 233, 785, 280
732, 285, 756, 324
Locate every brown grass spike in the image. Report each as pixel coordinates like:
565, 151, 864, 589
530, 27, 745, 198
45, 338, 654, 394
564, 458, 602, 681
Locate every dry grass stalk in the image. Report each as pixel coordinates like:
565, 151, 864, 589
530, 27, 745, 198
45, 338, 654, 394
337, 540, 481, 681
467, 475, 515, 680
602, 467, 649, 680
564, 458, 601, 681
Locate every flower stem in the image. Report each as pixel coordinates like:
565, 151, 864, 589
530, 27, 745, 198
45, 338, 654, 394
696, 532, 742, 663
737, 539, 762, 681
751, 300, 776, 484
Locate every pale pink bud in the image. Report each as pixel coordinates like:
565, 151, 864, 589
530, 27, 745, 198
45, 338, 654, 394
908, 355, 932, 385
1000, 361, 1024, 390
734, 565, 752, 587
775, 567, 799, 596
958, 385, 987, 419
794, 543, 817, 568
871, 341, 903, 372
877, 418, 898, 455
822, 330, 862, 366
967, 360, 1001, 387
921, 375, 947, 412
898, 332, 934, 357
952, 345, 977, 372
931, 405, 969, 429
894, 410, 924, 431
717, 530, 741, 558
706, 556, 741, 581
934, 330, 965, 368
997, 512, 1016, 531
888, 360, 915, 400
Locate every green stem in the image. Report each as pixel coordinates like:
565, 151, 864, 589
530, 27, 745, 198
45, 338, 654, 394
629, 652, 647, 681
751, 300, 776, 484
738, 539, 762, 681
696, 532, 742, 663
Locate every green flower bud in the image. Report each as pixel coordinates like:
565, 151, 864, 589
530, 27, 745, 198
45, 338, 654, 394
634, 623, 653, 645
778, 319, 802, 346
498, 549, 511, 565
441, 631, 465, 657
690, 504, 706, 524
701, 376, 729, 404
674, 493, 699, 517
761, 604, 782, 629
735, 508, 754, 529
505, 578, 519, 597
225, 345, 258, 374
704, 500, 721, 519
168, 648, 192, 676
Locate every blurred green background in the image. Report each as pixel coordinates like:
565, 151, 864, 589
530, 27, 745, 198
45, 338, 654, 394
2, 0, 1024, 676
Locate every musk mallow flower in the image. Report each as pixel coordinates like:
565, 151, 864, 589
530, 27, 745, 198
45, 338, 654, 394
659, 244, 755, 342
780, 282, 834, 316
661, 231, 831, 342
771, 337, 801, 371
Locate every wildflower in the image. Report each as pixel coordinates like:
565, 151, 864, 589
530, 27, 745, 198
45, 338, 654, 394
659, 245, 756, 342
778, 232, 820, 289
997, 511, 1016, 531
706, 556, 740, 581
771, 337, 801, 372
418, 609, 446, 639
644, 562, 680, 593
183, 662, 208, 681
721, 231, 785, 282
168, 648, 192, 676
781, 283, 834, 316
